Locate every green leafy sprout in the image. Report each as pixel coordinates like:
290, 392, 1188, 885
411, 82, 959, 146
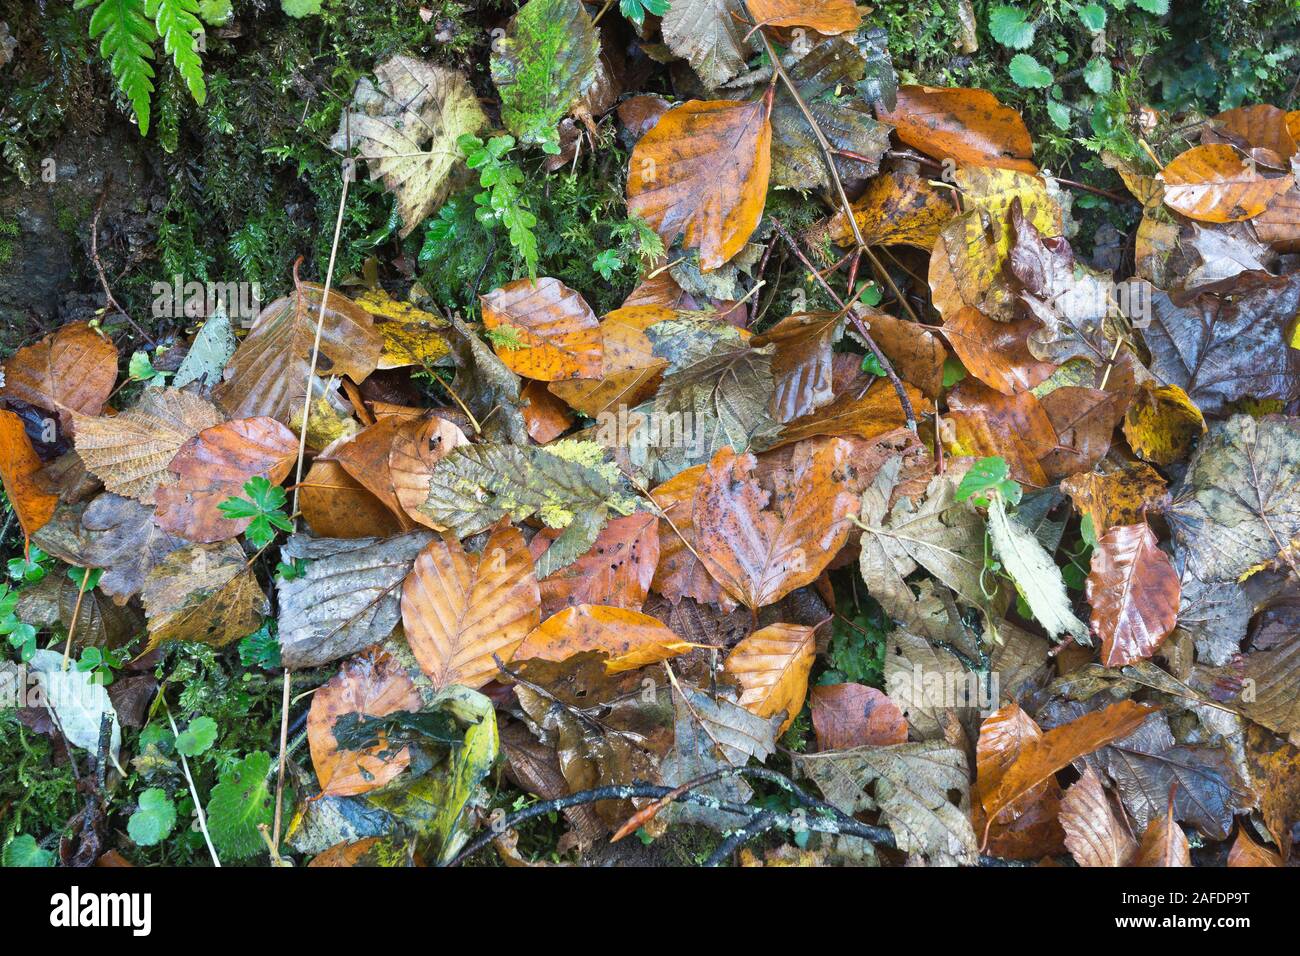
218, 476, 293, 549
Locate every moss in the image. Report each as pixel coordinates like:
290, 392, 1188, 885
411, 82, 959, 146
0, 217, 18, 269
0, 712, 80, 841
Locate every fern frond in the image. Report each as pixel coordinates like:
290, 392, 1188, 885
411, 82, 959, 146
146, 0, 206, 106
77, 0, 157, 135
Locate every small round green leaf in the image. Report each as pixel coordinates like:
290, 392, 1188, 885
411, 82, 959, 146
1009, 53, 1053, 89
128, 789, 177, 847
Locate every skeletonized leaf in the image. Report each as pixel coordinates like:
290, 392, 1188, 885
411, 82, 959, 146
331, 55, 486, 236
1086, 523, 1180, 668
73, 388, 222, 504
400, 525, 540, 690
628, 99, 771, 270
277, 531, 433, 669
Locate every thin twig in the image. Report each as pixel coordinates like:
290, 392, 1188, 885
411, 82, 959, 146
90, 179, 157, 347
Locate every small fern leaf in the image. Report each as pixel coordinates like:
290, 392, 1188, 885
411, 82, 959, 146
146, 0, 206, 105
80, 0, 157, 135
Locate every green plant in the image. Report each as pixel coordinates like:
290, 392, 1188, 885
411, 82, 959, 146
455, 133, 540, 278
128, 349, 171, 386
1, 585, 37, 663
1, 833, 55, 867
821, 598, 889, 687
127, 787, 178, 846
238, 622, 281, 670
75, 645, 126, 686
956, 456, 1023, 508
218, 476, 293, 549
73, 0, 207, 136
619, 0, 668, 28
175, 715, 217, 756
206, 750, 273, 859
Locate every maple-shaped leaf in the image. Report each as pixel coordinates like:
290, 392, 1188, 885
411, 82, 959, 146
797, 741, 979, 865
490, 0, 598, 152
1059, 767, 1137, 867
693, 441, 858, 609
1167, 414, 1300, 583
422, 441, 638, 578
1138, 274, 1300, 416
723, 623, 815, 735
307, 650, 424, 797
514, 604, 693, 673
213, 276, 383, 424
1086, 523, 1180, 668
331, 55, 486, 236
141, 540, 268, 651
0, 321, 118, 430
277, 531, 433, 669
627, 98, 771, 270
73, 388, 223, 505
480, 278, 603, 381
400, 525, 540, 690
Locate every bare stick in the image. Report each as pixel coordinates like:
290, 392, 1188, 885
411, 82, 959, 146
90, 180, 157, 347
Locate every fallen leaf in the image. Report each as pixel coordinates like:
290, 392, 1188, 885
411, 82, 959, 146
973, 703, 1067, 859
481, 278, 603, 381
308, 650, 424, 797
753, 313, 843, 423
987, 494, 1089, 642
1227, 831, 1283, 867
827, 166, 955, 249
546, 305, 669, 417
1087, 523, 1180, 668
1061, 460, 1169, 535
1122, 381, 1206, 466
1059, 767, 1137, 867
0, 322, 118, 430
387, 415, 471, 529
648, 464, 735, 611
944, 378, 1057, 487
400, 525, 540, 690
513, 604, 692, 673
1158, 143, 1293, 223
520, 380, 573, 443
0, 408, 58, 536
627, 98, 771, 270
531, 511, 659, 613
299, 458, 407, 539
747, 0, 861, 33
659, 0, 753, 89
1130, 793, 1191, 867
809, 683, 907, 750
876, 86, 1035, 173
79, 492, 186, 603
723, 623, 815, 735
141, 540, 268, 650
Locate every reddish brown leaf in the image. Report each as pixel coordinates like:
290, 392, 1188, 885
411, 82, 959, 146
944, 378, 1058, 487
530, 512, 660, 615
1087, 523, 1180, 668
387, 415, 471, 530
1227, 831, 1284, 867
0, 322, 118, 430
1131, 791, 1192, 867
513, 604, 692, 673
298, 459, 406, 539
809, 683, 907, 750
973, 703, 1067, 860
521, 380, 574, 443
1059, 766, 1138, 867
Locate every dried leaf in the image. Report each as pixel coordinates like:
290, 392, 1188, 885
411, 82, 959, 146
1086, 523, 1180, 668
514, 604, 692, 673
1060, 461, 1169, 535
0, 408, 58, 536
876, 86, 1035, 173
141, 540, 268, 650
1158, 143, 1293, 223
1131, 794, 1191, 867
747, 0, 861, 32
0, 322, 118, 430
481, 278, 603, 381
299, 459, 407, 539
809, 684, 907, 750
987, 495, 1089, 642
648, 464, 735, 611
531, 512, 659, 613
79, 492, 186, 603
546, 306, 669, 417
660, 0, 753, 89
1059, 767, 1137, 867
973, 703, 1066, 859
723, 623, 814, 735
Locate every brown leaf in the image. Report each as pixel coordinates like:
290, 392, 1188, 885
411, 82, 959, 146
1131, 791, 1191, 867
1038, 386, 1126, 480
400, 525, 540, 690
330, 416, 425, 529
1227, 831, 1284, 867
387, 415, 471, 529
214, 279, 383, 424
1059, 766, 1138, 867
747, 0, 861, 33
1245, 723, 1300, 860
973, 703, 1067, 860
693, 440, 858, 609
298, 459, 407, 539
1208, 104, 1297, 163
514, 604, 692, 673
723, 623, 815, 735
940, 307, 1055, 396
307, 650, 423, 797
1158, 143, 1293, 223
140, 540, 268, 650
827, 166, 955, 249
944, 378, 1058, 487
776, 373, 928, 448
876, 86, 1035, 173
1086, 523, 1180, 668
627, 99, 772, 270
530, 512, 659, 614
79, 492, 187, 603
860, 309, 946, 400
481, 278, 603, 381
753, 313, 843, 423
810, 683, 907, 750
648, 464, 736, 611
547, 306, 669, 416
521, 380, 573, 443
153, 417, 297, 542
980, 700, 1157, 834
72, 388, 223, 504
0, 408, 58, 536
1060, 460, 1169, 535
0, 322, 118, 430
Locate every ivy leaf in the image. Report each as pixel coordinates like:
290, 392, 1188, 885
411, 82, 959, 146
490, 0, 599, 154
127, 788, 177, 846
176, 715, 218, 756
1008, 53, 1053, 88
207, 750, 273, 860
989, 6, 1036, 49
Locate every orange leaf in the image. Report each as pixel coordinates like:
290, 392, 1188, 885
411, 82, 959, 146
521, 380, 574, 443
387, 415, 471, 529
1211, 104, 1297, 161
1086, 523, 1180, 668
693, 439, 858, 609
940, 306, 1055, 396
973, 703, 1066, 860
1158, 143, 1293, 223
513, 604, 692, 673
153, 417, 297, 542
1059, 767, 1137, 867
648, 464, 736, 611
723, 623, 815, 735
747, 0, 861, 34
1060, 460, 1169, 536
547, 305, 669, 416
776, 374, 929, 448
1131, 790, 1191, 867
299, 458, 407, 539
330, 416, 423, 529
481, 277, 602, 381
861, 309, 946, 400
944, 378, 1058, 487
628, 99, 772, 270
0, 321, 118, 430
0, 409, 58, 537
876, 86, 1035, 173
530, 512, 660, 615
307, 650, 423, 797
827, 167, 956, 249
809, 683, 907, 750
980, 699, 1157, 835
1227, 831, 1283, 867
400, 525, 540, 690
